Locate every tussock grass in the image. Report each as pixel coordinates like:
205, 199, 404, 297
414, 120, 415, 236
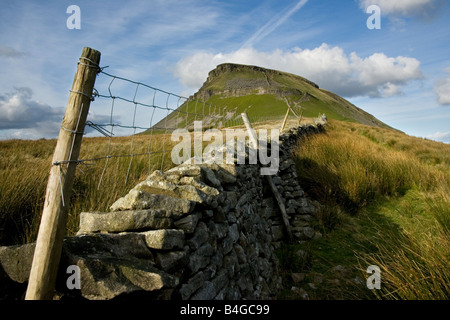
0, 134, 177, 244
0, 119, 284, 245
292, 119, 450, 300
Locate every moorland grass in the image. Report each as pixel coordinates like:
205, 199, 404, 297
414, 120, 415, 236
290, 119, 450, 299
0, 134, 177, 244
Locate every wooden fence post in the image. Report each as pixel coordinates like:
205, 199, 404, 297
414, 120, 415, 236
25, 47, 101, 300
241, 112, 258, 149
298, 110, 303, 125
280, 107, 290, 132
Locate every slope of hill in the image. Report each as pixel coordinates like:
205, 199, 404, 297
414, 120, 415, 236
280, 119, 450, 300
153, 63, 393, 130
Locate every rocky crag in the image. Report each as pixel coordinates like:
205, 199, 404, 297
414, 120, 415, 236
0, 122, 326, 300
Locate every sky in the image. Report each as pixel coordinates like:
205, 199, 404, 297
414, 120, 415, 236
0, 0, 449, 142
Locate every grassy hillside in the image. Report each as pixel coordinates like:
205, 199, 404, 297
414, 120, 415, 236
152, 63, 393, 131
278, 119, 450, 300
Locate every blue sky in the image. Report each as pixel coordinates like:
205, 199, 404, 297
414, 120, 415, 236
0, 0, 449, 142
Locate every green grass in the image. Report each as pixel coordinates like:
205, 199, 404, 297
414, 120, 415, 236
283, 119, 450, 300
207, 94, 287, 123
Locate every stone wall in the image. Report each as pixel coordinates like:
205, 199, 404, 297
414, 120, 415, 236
0, 123, 325, 300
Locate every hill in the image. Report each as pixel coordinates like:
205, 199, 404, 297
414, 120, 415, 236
152, 63, 393, 130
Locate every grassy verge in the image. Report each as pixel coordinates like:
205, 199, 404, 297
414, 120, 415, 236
281, 119, 450, 300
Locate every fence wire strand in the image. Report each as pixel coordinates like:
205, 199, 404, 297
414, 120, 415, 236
71, 68, 245, 189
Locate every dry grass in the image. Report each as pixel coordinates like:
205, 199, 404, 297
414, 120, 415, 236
0, 116, 291, 245
0, 133, 177, 244
0, 118, 285, 244
292, 119, 450, 300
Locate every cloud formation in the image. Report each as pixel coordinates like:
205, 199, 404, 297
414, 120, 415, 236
434, 68, 450, 105
0, 87, 64, 138
426, 131, 450, 143
174, 44, 423, 98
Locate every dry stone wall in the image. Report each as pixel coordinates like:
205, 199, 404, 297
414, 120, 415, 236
0, 123, 326, 300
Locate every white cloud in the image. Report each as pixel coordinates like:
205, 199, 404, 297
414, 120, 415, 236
434, 68, 450, 105
359, 0, 439, 16
174, 44, 423, 98
426, 131, 450, 143
0, 87, 64, 138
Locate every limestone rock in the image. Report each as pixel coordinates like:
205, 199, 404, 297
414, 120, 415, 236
143, 229, 185, 250
67, 257, 178, 300
271, 225, 285, 241
187, 222, 209, 250
200, 166, 221, 188
188, 243, 214, 273
291, 286, 309, 300
179, 176, 220, 199
179, 271, 207, 299
0, 243, 35, 283
78, 209, 172, 234
63, 233, 154, 262
61, 233, 178, 299
301, 227, 315, 240
166, 165, 202, 177
155, 248, 189, 273
110, 190, 195, 218
174, 213, 201, 234
135, 169, 220, 205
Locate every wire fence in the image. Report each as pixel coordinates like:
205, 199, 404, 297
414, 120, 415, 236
76, 65, 246, 189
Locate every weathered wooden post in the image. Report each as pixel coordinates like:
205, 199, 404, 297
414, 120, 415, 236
298, 110, 303, 125
25, 47, 101, 300
241, 112, 258, 149
280, 107, 290, 132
